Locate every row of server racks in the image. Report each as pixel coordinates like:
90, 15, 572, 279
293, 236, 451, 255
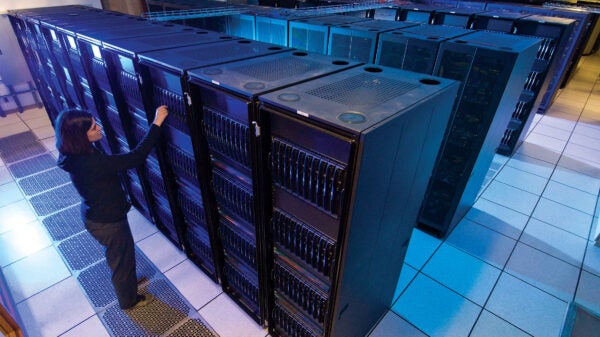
9, 4, 542, 337
146, 2, 571, 237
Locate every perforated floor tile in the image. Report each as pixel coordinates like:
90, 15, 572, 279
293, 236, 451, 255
0, 131, 38, 150
0, 141, 47, 164
57, 231, 104, 271
29, 183, 80, 216
18, 168, 71, 196
78, 250, 158, 309
100, 278, 217, 337
7, 153, 56, 178
41, 204, 85, 241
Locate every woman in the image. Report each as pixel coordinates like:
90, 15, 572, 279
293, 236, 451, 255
56, 105, 168, 310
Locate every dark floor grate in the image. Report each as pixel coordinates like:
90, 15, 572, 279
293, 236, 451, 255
41, 204, 84, 241
18, 168, 71, 196
29, 183, 80, 216
7, 153, 56, 178
0, 131, 38, 150
0, 141, 47, 164
167, 318, 217, 337
101, 279, 214, 337
77, 250, 158, 309
57, 231, 105, 271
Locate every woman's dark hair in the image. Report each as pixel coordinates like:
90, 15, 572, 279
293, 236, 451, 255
55, 109, 95, 155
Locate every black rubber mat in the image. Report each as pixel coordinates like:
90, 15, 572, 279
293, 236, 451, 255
0, 131, 38, 151
7, 153, 57, 178
41, 204, 84, 241
77, 250, 158, 309
167, 318, 216, 337
0, 141, 47, 164
18, 168, 71, 196
57, 231, 104, 271
29, 183, 80, 216
101, 278, 217, 337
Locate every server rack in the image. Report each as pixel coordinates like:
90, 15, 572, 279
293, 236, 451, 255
137, 39, 292, 287
371, 6, 401, 21
470, 10, 530, 32
99, 30, 235, 279
431, 7, 485, 27
375, 24, 474, 74
288, 15, 370, 54
419, 31, 541, 238
497, 15, 575, 156
258, 65, 460, 337
186, 50, 362, 325
255, 10, 310, 47
396, 4, 446, 24
327, 20, 419, 63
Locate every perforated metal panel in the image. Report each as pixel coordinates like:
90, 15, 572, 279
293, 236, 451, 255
0, 131, 38, 150
41, 204, 84, 241
101, 279, 210, 336
7, 153, 56, 178
305, 73, 418, 108
29, 183, 80, 216
0, 141, 46, 164
166, 318, 216, 337
17, 168, 70, 195
232, 57, 322, 82
57, 231, 104, 271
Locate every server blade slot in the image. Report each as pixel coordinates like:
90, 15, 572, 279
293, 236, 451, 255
152, 85, 188, 134
165, 144, 198, 186
220, 215, 257, 268
203, 107, 250, 168
272, 294, 323, 337
119, 70, 142, 104
211, 167, 254, 224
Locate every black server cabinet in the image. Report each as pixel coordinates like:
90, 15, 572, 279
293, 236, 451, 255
371, 7, 401, 21
74, 21, 190, 233
396, 4, 445, 23
288, 15, 370, 54
470, 11, 530, 32
431, 7, 485, 27
484, 2, 593, 93
137, 39, 291, 282
255, 10, 310, 47
101, 29, 235, 279
327, 20, 418, 63
497, 15, 575, 156
258, 65, 460, 337
186, 51, 362, 324
375, 24, 474, 74
419, 31, 541, 238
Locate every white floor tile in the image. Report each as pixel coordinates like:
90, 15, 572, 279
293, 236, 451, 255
40, 137, 57, 153
532, 197, 593, 239
481, 181, 539, 216
0, 182, 25, 207
24, 116, 52, 130
524, 132, 568, 153
368, 312, 427, 337
32, 125, 56, 140
447, 219, 517, 269
470, 310, 531, 337
465, 198, 529, 240
551, 165, 600, 196
59, 315, 110, 337
393, 273, 481, 337
392, 263, 418, 303
521, 218, 587, 267
198, 293, 268, 337
2, 245, 71, 303
0, 122, 29, 138
563, 143, 600, 166
507, 153, 555, 178
539, 111, 578, 131
570, 132, 600, 151
506, 243, 579, 302
137, 232, 186, 273
0, 220, 52, 267
423, 244, 500, 306
0, 199, 37, 234
542, 181, 597, 215
128, 209, 159, 243
16, 277, 95, 337
404, 228, 442, 270
557, 155, 600, 180
163, 259, 222, 311
573, 123, 600, 140
19, 108, 49, 121
530, 123, 572, 141
0, 165, 12, 185
515, 141, 562, 164
0, 113, 23, 127
575, 271, 600, 316
494, 165, 548, 195
486, 273, 568, 337
583, 242, 600, 278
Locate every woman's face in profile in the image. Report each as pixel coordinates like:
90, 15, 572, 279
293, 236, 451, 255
87, 119, 103, 142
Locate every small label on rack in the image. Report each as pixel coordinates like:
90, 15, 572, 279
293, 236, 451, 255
211, 80, 220, 86
297, 110, 309, 118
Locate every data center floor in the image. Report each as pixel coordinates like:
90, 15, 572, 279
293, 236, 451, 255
1, 52, 599, 337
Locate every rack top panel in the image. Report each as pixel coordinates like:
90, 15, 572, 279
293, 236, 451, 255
517, 14, 576, 26
445, 30, 542, 52
188, 50, 362, 98
352, 19, 420, 31
474, 10, 531, 20
397, 4, 453, 11
8, 5, 99, 18
138, 39, 291, 75
76, 22, 187, 44
435, 7, 486, 15
393, 24, 474, 40
102, 29, 233, 56
258, 65, 460, 133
